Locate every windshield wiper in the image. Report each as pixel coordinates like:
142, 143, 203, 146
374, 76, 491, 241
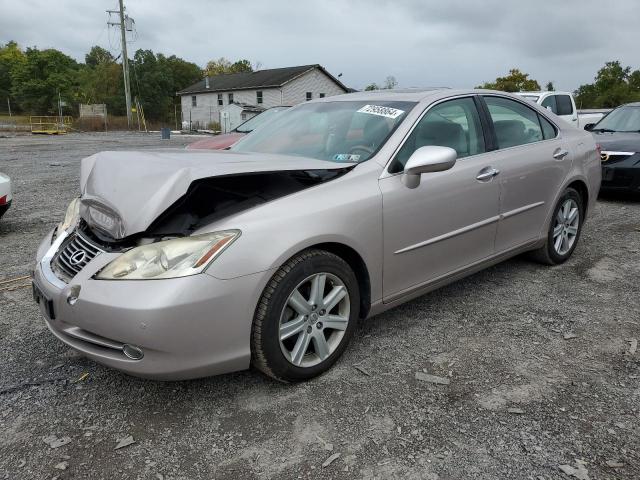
619, 130, 640, 133
593, 128, 617, 133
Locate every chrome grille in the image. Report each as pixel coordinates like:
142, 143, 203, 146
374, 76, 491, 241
52, 232, 104, 282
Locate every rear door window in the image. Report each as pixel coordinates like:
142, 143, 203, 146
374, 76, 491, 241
484, 96, 544, 149
556, 95, 574, 116
541, 95, 558, 115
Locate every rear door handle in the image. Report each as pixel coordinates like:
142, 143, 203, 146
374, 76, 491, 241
476, 167, 500, 181
553, 149, 569, 160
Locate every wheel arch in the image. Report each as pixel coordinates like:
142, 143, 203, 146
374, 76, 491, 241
303, 242, 372, 320
566, 179, 589, 215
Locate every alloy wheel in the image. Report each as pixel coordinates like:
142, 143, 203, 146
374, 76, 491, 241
552, 198, 580, 256
279, 272, 350, 368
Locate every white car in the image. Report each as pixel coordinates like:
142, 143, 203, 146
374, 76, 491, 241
0, 173, 12, 219
517, 91, 607, 129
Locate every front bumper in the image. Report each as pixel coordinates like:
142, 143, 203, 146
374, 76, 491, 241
600, 153, 640, 192
33, 229, 270, 380
0, 199, 11, 219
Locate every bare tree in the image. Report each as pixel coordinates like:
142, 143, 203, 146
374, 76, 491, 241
383, 75, 398, 90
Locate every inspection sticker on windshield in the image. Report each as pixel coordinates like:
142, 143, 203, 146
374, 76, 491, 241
357, 104, 405, 119
333, 154, 360, 162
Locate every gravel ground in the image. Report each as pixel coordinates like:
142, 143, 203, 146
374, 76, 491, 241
0, 132, 638, 480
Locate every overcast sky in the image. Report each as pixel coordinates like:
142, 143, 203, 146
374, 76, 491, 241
1, 0, 639, 92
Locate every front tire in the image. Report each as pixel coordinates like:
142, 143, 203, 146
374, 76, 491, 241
531, 187, 584, 265
251, 249, 360, 382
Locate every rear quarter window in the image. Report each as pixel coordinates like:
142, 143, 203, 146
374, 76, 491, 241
538, 114, 558, 139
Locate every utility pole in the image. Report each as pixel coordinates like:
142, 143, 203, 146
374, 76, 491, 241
107, 0, 133, 128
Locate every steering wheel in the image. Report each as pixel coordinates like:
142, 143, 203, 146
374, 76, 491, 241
349, 145, 375, 157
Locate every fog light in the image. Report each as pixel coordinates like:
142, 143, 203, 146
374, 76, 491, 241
67, 285, 81, 306
122, 344, 144, 360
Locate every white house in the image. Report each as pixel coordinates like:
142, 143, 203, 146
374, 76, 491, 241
177, 64, 349, 130
219, 103, 263, 133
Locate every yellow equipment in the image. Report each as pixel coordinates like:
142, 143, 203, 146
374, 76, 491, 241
30, 116, 73, 134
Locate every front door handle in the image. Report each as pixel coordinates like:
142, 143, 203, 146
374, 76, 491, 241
476, 167, 500, 181
553, 149, 569, 160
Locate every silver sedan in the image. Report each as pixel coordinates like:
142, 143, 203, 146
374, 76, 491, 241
33, 89, 601, 381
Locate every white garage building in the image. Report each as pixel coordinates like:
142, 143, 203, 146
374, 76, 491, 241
177, 64, 349, 130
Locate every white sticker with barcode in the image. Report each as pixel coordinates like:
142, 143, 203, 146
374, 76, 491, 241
356, 104, 405, 119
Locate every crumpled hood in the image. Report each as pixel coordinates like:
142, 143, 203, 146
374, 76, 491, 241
593, 132, 640, 152
80, 149, 354, 239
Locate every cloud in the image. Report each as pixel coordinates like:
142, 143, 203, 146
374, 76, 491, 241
1, 0, 639, 91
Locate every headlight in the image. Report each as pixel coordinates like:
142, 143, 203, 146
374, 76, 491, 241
96, 230, 240, 280
57, 197, 81, 234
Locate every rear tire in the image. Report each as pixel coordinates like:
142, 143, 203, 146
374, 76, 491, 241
251, 249, 360, 383
531, 187, 584, 265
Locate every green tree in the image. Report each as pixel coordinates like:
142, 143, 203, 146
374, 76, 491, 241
11, 47, 80, 114
230, 59, 253, 73
85, 46, 114, 68
478, 69, 541, 92
574, 60, 640, 108
77, 57, 125, 115
545, 81, 555, 91
128, 49, 202, 122
364, 83, 379, 91
0, 41, 26, 108
204, 57, 253, 76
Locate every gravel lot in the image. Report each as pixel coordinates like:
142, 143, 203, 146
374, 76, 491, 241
0, 132, 638, 480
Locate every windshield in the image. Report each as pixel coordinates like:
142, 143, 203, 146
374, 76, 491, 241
235, 106, 289, 133
593, 106, 640, 132
231, 100, 416, 162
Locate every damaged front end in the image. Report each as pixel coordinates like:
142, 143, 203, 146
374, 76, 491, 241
48, 158, 352, 285
145, 169, 348, 237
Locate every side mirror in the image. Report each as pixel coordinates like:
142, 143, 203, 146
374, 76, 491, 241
402, 146, 457, 189
584, 123, 595, 131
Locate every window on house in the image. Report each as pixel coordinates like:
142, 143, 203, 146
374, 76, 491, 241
217, 94, 223, 106
306, 92, 312, 101
228, 93, 234, 104
191, 96, 197, 107
256, 91, 263, 104
319, 93, 325, 98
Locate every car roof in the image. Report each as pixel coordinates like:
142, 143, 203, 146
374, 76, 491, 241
518, 91, 572, 96
319, 88, 521, 103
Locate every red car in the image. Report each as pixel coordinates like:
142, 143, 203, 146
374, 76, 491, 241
187, 106, 290, 150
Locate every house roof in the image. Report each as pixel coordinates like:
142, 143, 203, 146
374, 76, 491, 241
177, 64, 349, 95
